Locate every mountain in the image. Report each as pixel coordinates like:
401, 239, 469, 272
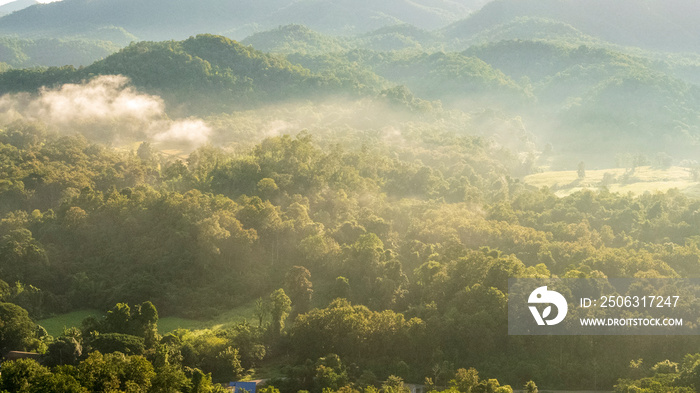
0, 0, 490, 43
355, 24, 440, 52
0, 0, 38, 16
241, 25, 350, 55
462, 39, 700, 161
0, 0, 294, 41
288, 49, 529, 110
445, 16, 601, 50
367, 51, 529, 105
0, 34, 384, 113
242, 24, 443, 55
3, 31, 685, 161
463, 40, 651, 83
2, 0, 700, 164
262, 0, 488, 34
443, 0, 700, 53
0, 36, 119, 67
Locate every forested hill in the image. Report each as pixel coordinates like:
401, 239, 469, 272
241, 25, 352, 56
0, 0, 290, 41
0, 34, 385, 113
0, 0, 489, 41
461, 39, 700, 158
241, 24, 441, 54
4, 30, 700, 163
257, 0, 488, 37
443, 0, 700, 53
0, 0, 39, 16
0, 36, 119, 68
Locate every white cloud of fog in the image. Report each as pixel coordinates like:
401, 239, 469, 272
263, 120, 293, 138
153, 118, 212, 146
0, 75, 211, 149
29, 75, 163, 125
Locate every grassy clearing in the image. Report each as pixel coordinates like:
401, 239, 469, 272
156, 302, 258, 333
37, 302, 258, 336
524, 166, 700, 197
38, 310, 101, 337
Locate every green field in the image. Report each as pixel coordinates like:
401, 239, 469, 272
38, 310, 102, 337
37, 302, 258, 337
524, 166, 700, 197
158, 302, 258, 333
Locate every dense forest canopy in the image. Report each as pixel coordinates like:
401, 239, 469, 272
1, 1, 700, 392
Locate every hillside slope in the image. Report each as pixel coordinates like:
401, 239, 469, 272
0, 0, 39, 15
0, 0, 490, 41
0, 36, 120, 67
444, 0, 700, 53
0, 34, 388, 113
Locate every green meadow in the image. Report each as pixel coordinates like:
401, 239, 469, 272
38, 302, 257, 337
524, 166, 700, 198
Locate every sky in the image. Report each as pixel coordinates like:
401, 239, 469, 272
0, 0, 61, 6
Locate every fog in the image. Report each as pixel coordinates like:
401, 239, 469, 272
0, 75, 211, 149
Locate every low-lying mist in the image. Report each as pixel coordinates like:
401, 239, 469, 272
0, 75, 211, 149
0, 74, 538, 166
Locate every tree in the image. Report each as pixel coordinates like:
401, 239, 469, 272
150, 364, 190, 393
132, 301, 159, 347
44, 336, 83, 367
0, 279, 10, 301
254, 297, 270, 328
483, 256, 525, 292
332, 277, 350, 300
652, 360, 678, 374
1, 121, 46, 149
472, 379, 510, 393
30, 371, 86, 393
0, 358, 49, 393
0, 229, 48, 285
87, 333, 145, 355
451, 368, 479, 393
524, 381, 538, 393
103, 303, 131, 334
257, 178, 279, 200
212, 347, 244, 383
0, 302, 36, 354
78, 352, 154, 393
382, 375, 409, 393
185, 367, 220, 393
269, 289, 292, 337
314, 354, 349, 391
285, 266, 313, 316
137, 142, 155, 161
91, 302, 159, 344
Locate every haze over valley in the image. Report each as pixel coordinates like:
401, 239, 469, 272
1, 1, 700, 392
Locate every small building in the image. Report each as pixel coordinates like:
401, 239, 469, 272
4, 351, 42, 362
228, 380, 265, 393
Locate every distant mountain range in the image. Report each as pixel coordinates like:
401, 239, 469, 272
0, 0, 490, 41
0, 0, 698, 53
443, 0, 700, 53
1, 0, 700, 163
0, 0, 39, 16
0, 34, 388, 112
